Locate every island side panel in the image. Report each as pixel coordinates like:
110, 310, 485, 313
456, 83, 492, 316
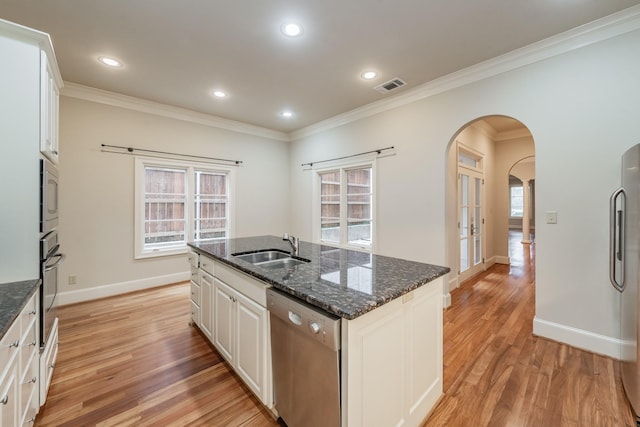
341, 277, 443, 427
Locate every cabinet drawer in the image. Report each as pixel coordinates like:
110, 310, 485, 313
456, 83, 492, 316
191, 281, 201, 306
19, 350, 38, 425
20, 318, 38, 378
200, 256, 215, 276
190, 264, 199, 283
19, 295, 38, 337
191, 301, 201, 326
0, 317, 21, 382
187, 250, 199, 268
215, 262, 269, 307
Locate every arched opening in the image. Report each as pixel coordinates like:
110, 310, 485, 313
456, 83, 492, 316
444, 115, 535, 302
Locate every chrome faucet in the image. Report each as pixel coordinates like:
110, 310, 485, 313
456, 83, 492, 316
283, 233, 299, 256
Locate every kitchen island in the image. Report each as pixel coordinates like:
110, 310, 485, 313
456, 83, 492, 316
189, 235, 449, 426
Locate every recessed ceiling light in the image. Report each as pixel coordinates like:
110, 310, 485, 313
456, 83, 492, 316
280, 110, 294, 118
212, 90, 227, 98
361, 71, 377, 80
98, 56, 122, 67
281, 22, 303, 37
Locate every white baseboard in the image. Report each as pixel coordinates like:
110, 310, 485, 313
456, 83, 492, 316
533, 316, 621, 359
493, 256, 510, 265
443, 292, 452, 309
57, 271, 190, 306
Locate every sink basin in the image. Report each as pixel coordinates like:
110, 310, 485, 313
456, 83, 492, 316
232, 249, 310, 270
233, 250, 291, 264
258, 258, 309, 270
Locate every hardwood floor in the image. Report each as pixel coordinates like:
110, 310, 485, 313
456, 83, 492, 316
36, 233, 635, 426
35, 284, 278, 427
424, 232, 635, 426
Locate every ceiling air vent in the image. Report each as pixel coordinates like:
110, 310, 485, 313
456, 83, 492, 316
374, 78, 406, 94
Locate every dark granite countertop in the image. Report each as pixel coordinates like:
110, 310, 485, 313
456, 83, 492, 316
189, 236, 450, 320
0, 279, 40, 340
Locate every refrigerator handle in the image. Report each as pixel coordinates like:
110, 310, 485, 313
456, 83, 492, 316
609, 187, 625, 292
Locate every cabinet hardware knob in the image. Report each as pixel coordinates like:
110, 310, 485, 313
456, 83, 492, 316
31, 340, 37, 347
23, 377, 37, 385
9, 340, 19, 348
30, 310, 36, 315
1, 395, 8, 405
27, 416, 36, 423
49, 363, 55, 369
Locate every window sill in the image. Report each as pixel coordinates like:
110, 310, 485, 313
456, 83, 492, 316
135, 246, 188, 260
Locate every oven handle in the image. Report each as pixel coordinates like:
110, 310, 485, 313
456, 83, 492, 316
44, 253, 66, 271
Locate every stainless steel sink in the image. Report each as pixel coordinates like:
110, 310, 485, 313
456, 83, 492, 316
258, 258, 309, 270
232, 249, 310, 269
233, 250, 290, 264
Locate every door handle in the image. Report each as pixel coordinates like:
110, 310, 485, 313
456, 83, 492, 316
609, 187, 625, 292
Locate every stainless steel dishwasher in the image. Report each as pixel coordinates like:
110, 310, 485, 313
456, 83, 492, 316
267, 288, 341, 427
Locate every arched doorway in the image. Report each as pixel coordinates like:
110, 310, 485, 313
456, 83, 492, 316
444, 115, 535, 303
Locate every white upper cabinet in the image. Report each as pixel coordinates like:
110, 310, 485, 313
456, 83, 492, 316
40, 50, 61, 164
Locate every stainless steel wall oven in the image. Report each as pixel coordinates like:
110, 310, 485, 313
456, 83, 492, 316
40, 158, 59, 234
40, 159, 63, 349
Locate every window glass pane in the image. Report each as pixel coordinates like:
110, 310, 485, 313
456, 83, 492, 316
461, 175, 469, 205
144, 167, 186, 248
510, 186, 523, 217
194, 170, 228, 240
460, 238, 469, 272
460, 207, 469, 237
474, 236, 482, 264
458, 152, 477, 168
347, 167, 372, 246
320, 171, 340, 243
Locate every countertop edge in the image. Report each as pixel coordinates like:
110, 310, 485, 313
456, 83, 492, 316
188, 238, 450, 320
0, 279, 40, 341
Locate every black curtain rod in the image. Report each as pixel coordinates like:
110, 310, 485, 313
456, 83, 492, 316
301, 146, 395, 167
100, 144, 243, 165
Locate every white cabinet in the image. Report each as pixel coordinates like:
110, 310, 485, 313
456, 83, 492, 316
212, 279, 235, 363
39, 318, 58, 408
212, 276, 270, 407
0, 291, 40, 427
187, 250, 201, 326
199, 271, 214, 341
0, 20, 62, 284
191, 253, 272, 408
341, 277, 443, 427
39, 50, 61, 164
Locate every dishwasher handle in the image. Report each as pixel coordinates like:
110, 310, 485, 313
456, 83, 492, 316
288, 311, 303, 325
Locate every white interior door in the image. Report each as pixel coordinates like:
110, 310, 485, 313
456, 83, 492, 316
458, 168, 484, 281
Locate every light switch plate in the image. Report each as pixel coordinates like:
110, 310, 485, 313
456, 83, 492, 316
545, 211, 557, 224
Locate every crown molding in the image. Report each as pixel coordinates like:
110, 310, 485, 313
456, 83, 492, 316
0, 18, 63, 87
61, 82, 290, 142
289, 5, 640, 141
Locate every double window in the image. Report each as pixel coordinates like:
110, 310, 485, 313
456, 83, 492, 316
317, 163, 374, 251
135, 157, 234, 258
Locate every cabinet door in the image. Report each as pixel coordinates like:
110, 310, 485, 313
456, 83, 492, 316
213, 278, 235, 364
40, 50, 60, 164
235, 292, 268, 404
0, 362, 19, 427
199, 271, 214, 341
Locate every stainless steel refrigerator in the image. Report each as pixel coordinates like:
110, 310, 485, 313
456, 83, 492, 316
610, 143, 640, 421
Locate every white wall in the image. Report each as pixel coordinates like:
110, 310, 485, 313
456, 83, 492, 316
289, 29, 640, 358
58, 96, 290, 304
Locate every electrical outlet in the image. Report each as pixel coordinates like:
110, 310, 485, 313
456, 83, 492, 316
545, 211, 557, 224
68, 275, 77, 285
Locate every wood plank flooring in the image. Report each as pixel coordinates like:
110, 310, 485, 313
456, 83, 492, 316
35, 284, 278, 427
36, 233, 635, 426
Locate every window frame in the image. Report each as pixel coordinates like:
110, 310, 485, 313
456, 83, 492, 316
134, 156, 236, 259
312, 159, 376, 252
509, 184, 524, 218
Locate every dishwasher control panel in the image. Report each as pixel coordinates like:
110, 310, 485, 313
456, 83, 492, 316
267, 288, 341, 351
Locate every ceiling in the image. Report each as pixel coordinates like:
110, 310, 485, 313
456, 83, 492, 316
2, 1, 639, 134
